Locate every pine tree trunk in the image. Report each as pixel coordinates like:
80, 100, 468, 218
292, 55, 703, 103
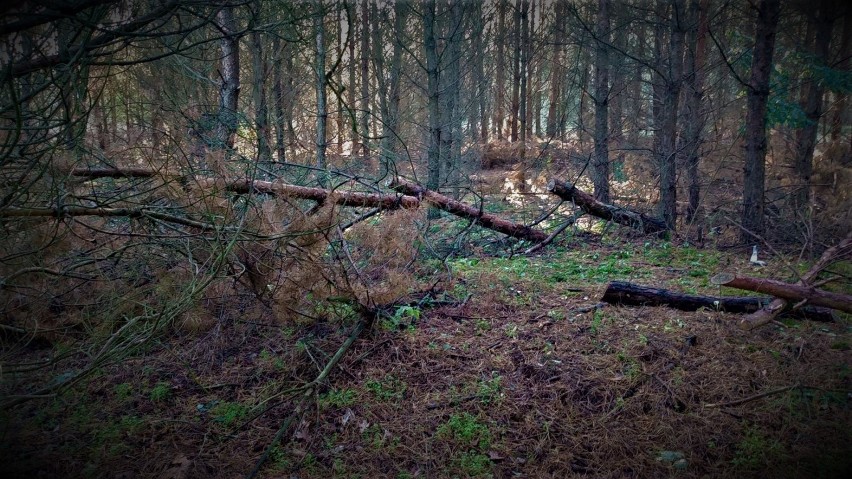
593, 0, 611, 203
741, 0, 781, 241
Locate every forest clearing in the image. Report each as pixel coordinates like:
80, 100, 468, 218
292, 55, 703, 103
1, 0, 851, 478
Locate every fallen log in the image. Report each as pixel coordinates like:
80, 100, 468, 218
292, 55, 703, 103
710, 273, 852, 314
546, 179, 667, 234
69, 168, 420, 210
736, 232, 852, 329
600, 281, 835, 322
389, 178, 548, 243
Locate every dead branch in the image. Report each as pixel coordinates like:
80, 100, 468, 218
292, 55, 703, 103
68, 168, 420, 210
737, 231, 852, 329
710, 274, 852, 315
601, 281, 836, 322
389, 178, 549, 242
546, 179, 667, 234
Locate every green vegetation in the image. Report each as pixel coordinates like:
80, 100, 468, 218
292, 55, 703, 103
365, 375, 407, 402
732, 426, 783, 470
212, 401, 250, 426
318, 388, 357, 409
149, 381, 172, 403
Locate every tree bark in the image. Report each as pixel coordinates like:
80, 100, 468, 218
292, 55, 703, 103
793, 2, 834, 209
657, 0, 685, 230
601, 281, 835, 322
390, 178, 548, 242
314, 2, 328, 187
593, 0, 611, 203
681, 0, 709, 222
519, 0, 530, 153
272, 34, 287, 162
251, 29, 271, 163
713, 275, 852, 314
510, 0, 521, 143
741, 0, 781, 241
215, 6, 240, 151
66, 167, 421, 210
495, 0, 507, 140
737, 231, 852, 329
546, 0, 564, 138
422, 0, 441, 212
547, 179, 668, 233
359, 0, 370, 158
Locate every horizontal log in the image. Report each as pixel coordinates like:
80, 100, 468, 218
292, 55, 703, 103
389, 178, 548, 242
601, 281, 835, 322
0, 206, 220, 230
547, 179, 667, 234
715, 275, 852, 314
68, 168, 420, 210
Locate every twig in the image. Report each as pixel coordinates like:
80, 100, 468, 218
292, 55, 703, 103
704, 384, 799, 409
245, 315, 369, 478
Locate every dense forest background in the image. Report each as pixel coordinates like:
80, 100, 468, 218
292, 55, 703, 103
1, 0, 850, 477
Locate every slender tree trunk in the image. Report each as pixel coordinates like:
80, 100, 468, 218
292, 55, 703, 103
423, 0, 441, 215
793, 3, 834, 209
741, 0, 781, 241
336, 6, 345, 153
657, 0, 685, 230
314, 2, 328, 187
510, 0, 521, 143
215, 6, 240, 152
359, 0, 370, 158
441, 1, 463, 195
495, 0, 506, 140
629, 24, 646, 147
251, 30, 271, 163
593, 0, 611, 203
519, 0, 529, 154
348, 0, 358, 153
272, 35, 287, 162
682, 0, 709, 222
546, 0, 563, 138
372, 0, 404, 174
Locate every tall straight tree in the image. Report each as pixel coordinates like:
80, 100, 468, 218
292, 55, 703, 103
495, 0, 507, 140
359, 0, 370, 158
423, 0, 441, 208
314, 1, 328, 187
215, 6, 240, 152
680, 0, 709, 222
251, 28, 270, 162
793, 2, 834, 209
742, 0, 781, 241
592, 0, 611, 203
510, 0, 521, 142
371, 0, 405, 174
546, 0, 564, 138
655, 0, 685, 230
519, 0, 530, 154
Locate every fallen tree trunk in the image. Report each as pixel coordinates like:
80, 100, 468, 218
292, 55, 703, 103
736, 232, 852, 329
69, 168, 420, 210
601, 281, 835, 322
389, 178, 549, 242
710, 274, 852, 314
547, 179, 667, 234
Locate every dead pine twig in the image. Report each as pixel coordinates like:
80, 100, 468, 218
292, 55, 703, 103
704, 384, 800, 409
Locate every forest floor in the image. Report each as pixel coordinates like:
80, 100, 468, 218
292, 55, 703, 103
1, 169, 851, 478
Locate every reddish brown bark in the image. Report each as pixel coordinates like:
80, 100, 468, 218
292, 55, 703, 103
389, 178, 548, 242
68, 168, 419, 209
717, 276, 852, 315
